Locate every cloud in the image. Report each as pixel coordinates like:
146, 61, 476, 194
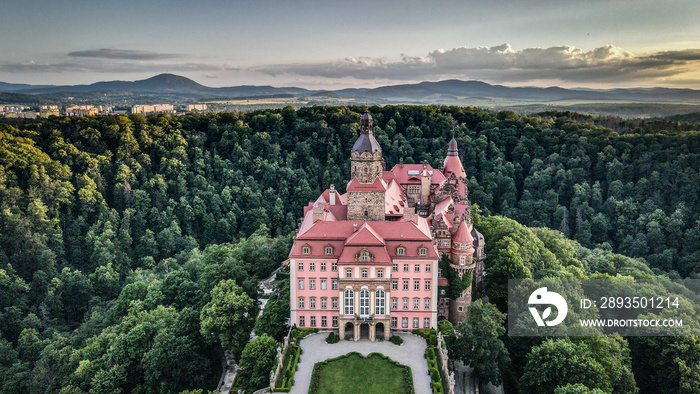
67, 48, 183, 60
0, 60, 220, 74
253, 44, 700, 86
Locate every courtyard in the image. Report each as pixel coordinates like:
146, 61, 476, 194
289, 332, 431, 394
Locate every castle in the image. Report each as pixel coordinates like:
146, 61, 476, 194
289, 111, 485, 341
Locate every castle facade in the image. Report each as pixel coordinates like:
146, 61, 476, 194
289, 111, 485, 341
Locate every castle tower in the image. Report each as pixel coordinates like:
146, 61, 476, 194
448, 219, 475, 323
443, 137, 467, 198
347, 111, 386, 221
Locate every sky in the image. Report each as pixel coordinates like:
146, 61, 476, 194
2, 0, 700, 89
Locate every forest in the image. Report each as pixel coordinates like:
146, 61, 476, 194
0, 105, 699, 393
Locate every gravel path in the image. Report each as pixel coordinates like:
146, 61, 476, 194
290, 332, 430, 394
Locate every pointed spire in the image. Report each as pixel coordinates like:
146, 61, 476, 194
352, 111, 381, 153
447, 137, 458, 156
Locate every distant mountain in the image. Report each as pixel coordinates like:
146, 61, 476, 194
0, 81, 55, 93
3, 73, 700, 105
11, 73, 314, 98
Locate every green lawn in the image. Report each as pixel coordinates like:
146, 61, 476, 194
309, 352, 414, 394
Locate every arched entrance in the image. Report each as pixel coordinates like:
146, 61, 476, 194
437, 315, 447, 321
360, 323, 370, 340
376, 323, 385, 340
344, 322, 354, 340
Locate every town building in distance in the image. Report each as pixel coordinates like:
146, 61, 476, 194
289, 111, 485, 341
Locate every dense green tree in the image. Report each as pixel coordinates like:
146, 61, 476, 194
199, 279, 256, 358
235, 335, 279, 393
451, 300, 510, 387
521, 337, 637, 393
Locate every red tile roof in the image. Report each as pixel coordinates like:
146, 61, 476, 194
345, 223, 385, 246
388, 164, 446, 185
452, 220, 474, 244
347, 177, 387, 192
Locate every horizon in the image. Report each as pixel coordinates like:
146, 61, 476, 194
4, 72, 700, 93
2, 1, 700, 90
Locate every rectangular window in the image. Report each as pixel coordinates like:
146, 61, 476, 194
346, 268, 352, 278
309, 280, 316, 290
310, 298, 316, 309
413, 298, 419, 310
414, 280, 420, 291
309, 262, 315, 271
298, 280, 304, 290
344, 292, 354, 315
332, 262, 337, 271
414, 264, 420, 272
332, 298, 338, 309
298, 262, 303, 271
425, 281, 431, 291
377, 269, 384, 278
424, 299, 430, 310
402, 317, 408, 328
403, 280, 409, 290
443, 240, 449, 247
332, 316, 338, 327
299, 316, 305, 327
321, 298, 327, 309
321, 263, 326, 271
413, 317, 419, 328
408, 185, 420, 194
362, 269, 368, 278
426, 263, 431, 272
321, 316, 327, 327
392, 298, 397, 309
392, 280, 398, 290
424, 317, 430, 328
402, 298, 408, 310
403, 264, 409, 272
438, 268, 443, 278
375, 293, 385, 315
332, 280, 338, 290
392, 263, 398, 272
298, 298, 304, 309
310, 316, 316, 327
391, 317, 397, 327
321, 280, 327, 290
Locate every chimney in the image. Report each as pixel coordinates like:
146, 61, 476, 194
399, 157, 404, 168
329, 184, 336, 205
353, 223, 358, 232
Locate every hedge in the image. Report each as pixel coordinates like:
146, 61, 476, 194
412, 328, 437, 346
273, 344, 300, 392
389, 335, 404, 345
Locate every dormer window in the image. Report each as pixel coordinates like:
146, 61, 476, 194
396, 246, 406, 256
302, 244, 311, 255
418, 246, 427, 256
324, 245, 334, 256
355, 248, 373, 262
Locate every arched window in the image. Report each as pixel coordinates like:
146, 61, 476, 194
324, 245, 334, 255
418, 246, 427, 256
301, 244, 311, 255
344, 289, 354, 315
375, 290, 385, 315
359, 289, 370, 317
